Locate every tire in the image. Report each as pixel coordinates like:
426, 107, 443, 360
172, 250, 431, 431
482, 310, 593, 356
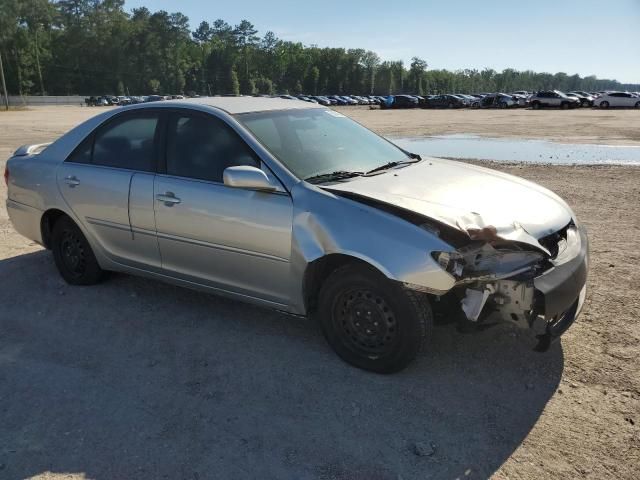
51, 216, 107, 285
498, 102, 507, 109
531, 101, 540, 110
635, 101, 640, 108
600, 101, 609, 109
317, 264, 433, 373
561, 102, 569, 110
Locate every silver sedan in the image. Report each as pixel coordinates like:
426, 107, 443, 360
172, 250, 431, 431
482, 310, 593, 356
5, 97, 588, 372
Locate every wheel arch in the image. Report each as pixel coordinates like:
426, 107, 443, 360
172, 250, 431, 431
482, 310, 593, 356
40, 208, 71, 249
302, 253, 387, 316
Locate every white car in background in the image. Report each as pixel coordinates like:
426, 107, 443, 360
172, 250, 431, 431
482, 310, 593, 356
594, 92, 640, 108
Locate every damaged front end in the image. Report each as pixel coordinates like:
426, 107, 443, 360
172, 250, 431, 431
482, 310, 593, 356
431, 221, 588, 351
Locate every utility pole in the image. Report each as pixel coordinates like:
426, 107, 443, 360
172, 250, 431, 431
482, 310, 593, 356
0, 51, 9, 110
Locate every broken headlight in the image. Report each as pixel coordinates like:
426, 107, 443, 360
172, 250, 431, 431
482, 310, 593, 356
431, 251, 464, 277
433, 245, 545, 282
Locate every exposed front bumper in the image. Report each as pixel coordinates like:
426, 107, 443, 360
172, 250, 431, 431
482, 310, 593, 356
530, 224, 589, 350
459, 224, 589, 350
534, 225, 588, 320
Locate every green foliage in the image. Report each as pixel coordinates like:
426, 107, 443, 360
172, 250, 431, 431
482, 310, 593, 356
228, 67, 239, 95
255, 77, 274, 95
0, 2, 637, 96
148, 78, 160, 93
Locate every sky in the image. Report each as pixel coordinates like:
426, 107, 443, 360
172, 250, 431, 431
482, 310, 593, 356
124, 0, 640, 84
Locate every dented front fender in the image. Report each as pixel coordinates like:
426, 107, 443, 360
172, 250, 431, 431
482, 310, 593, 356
287, 182, 456, 314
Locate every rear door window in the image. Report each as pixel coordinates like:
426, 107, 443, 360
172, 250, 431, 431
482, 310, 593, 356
92, 115, 159, 171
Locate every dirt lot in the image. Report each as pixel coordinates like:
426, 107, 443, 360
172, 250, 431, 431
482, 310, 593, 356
1, 106, 639, 479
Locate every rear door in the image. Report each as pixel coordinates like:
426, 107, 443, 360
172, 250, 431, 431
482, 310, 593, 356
153, 110, 293, 305
57, 110, 162, 268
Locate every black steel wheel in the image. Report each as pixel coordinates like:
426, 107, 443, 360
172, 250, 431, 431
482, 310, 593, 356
317, 264, 433, 373
52, 216, 107, 285
332, 287, 399, 356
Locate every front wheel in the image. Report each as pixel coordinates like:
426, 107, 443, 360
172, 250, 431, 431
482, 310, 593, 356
51, 216, 107, 285
317, 264, 433, 373
599, 101, 609, 109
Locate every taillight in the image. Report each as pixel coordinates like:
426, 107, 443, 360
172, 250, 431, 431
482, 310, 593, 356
3, 165, 8, 186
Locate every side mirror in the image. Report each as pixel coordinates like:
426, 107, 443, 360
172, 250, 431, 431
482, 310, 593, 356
223, 166, 277, 192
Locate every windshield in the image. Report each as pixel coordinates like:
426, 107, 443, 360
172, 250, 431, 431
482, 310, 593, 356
237, 109, 409, 180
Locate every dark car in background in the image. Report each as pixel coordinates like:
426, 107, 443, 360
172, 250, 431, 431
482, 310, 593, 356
312, 96, 332, 106
423, 94, 466, 108
380, 95, 419, 109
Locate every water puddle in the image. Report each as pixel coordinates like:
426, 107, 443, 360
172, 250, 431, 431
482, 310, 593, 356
391, 134, 640, 165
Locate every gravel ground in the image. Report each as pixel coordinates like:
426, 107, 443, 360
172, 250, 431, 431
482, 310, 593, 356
0, 106, 639, 479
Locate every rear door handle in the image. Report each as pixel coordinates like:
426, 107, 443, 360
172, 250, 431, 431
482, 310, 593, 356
156, 192, 181, 206
64, 176, 80, 187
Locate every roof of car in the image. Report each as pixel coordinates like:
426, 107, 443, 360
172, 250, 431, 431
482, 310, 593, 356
164, 96, 324, 114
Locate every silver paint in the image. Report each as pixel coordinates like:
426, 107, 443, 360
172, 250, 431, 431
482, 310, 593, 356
6, 97, 587, 323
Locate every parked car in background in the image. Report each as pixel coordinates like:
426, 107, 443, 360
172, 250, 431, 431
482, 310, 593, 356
145, 95, 165, 102
423, 94, 466, 108
529, 90, 580, 109
593, 92, 640, 108
511, 93, 530, 107
104, 95, 119, 105
570, 91, 595, 101
297, 95, 318, 103
85, 96, 108, 107
457, 94, 480, 107
327, 95, 348, 106
341, 96, 359, 105
479, 93, 517, 108
312, 96, 332, 106
384, 95, 419, 109
566, 92, 593, 107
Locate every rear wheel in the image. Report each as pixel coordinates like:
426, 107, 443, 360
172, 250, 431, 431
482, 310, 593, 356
317, 264, 432, 373
600, 101, 609, 109
531, 101, 540, 110
448, 102, 454, 108
51, 216, 107, 285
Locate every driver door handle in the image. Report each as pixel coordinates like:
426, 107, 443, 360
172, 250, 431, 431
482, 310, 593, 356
64, 176, 80, 187
156, 192, 181, 206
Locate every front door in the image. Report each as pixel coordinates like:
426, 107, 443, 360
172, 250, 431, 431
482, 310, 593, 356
153, 111, 293, 306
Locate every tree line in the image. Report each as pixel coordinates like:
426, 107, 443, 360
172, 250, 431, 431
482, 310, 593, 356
1, 0, 638, 97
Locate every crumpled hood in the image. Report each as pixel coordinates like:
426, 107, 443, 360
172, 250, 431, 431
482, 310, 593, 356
326, 158, 573, 252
